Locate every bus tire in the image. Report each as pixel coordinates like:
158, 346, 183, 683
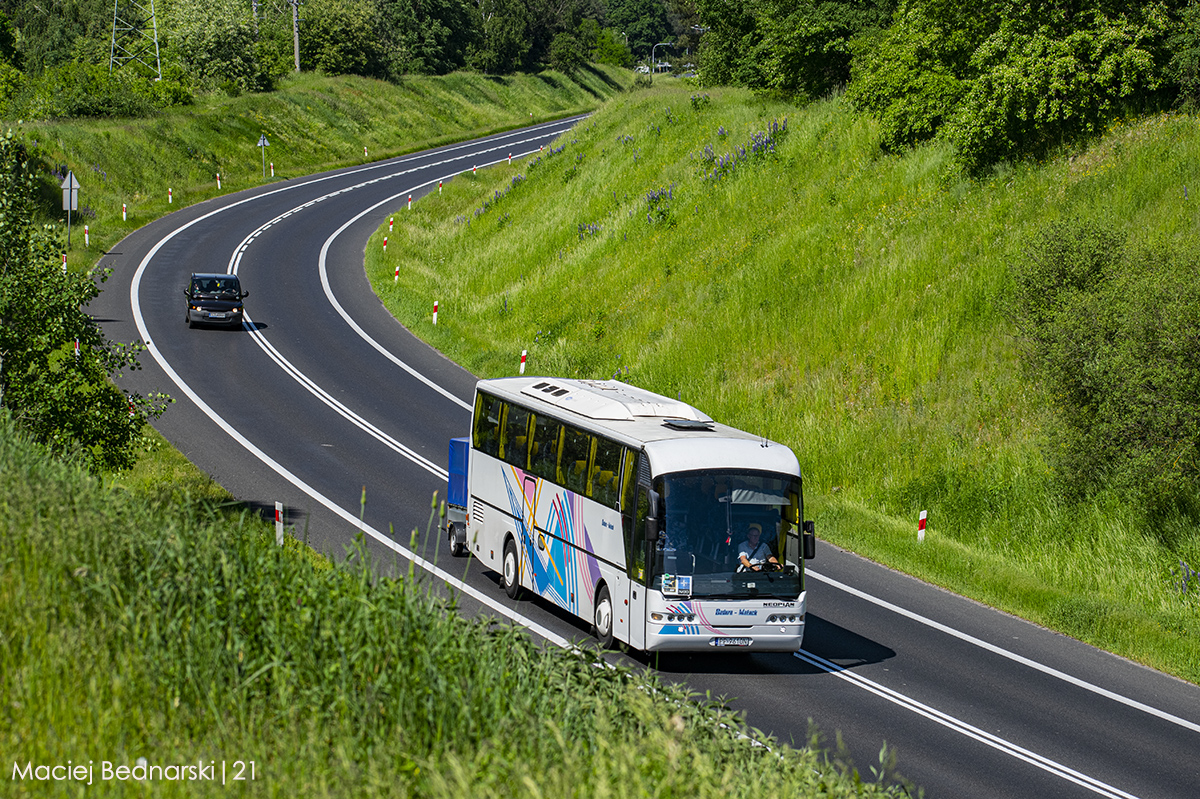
593, 585, 615, 649
447, 523, 465, 557
502, 538, 522, 599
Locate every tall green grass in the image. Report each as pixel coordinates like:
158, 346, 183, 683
369, 87, 1200, 683
0, 411, 902, 796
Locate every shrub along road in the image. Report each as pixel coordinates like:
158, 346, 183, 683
89, 119, 1200, 799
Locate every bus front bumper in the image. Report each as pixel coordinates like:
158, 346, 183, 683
644, 620, 806, 653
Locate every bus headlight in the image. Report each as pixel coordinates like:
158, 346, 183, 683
651, 613, 696, 623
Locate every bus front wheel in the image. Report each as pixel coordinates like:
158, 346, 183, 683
502, 539, 521, 599
593, 586, 615, 649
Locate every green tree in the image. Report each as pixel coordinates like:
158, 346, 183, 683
846, 1, 978, 151
0, 131, 169, 472
0, 10, 19, 67
166, 0, 277, 93
757, 0, 894, 97
301, 0, 384, 76
3, 0, 109, 74
468, 0, 530, 73
549, 31, 585, 72
374, 0, 477, 77
594, 27, 633, 66
694, 0, 761, 85
608, 0, 673, 59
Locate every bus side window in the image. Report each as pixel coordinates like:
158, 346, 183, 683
501, 403, 533, 470
589, 436, 622, 508
529, 413, 561, 483
618, 448, 639, 515
620, 449, 641, 573
784, 490, 802, 564
472, 392, 502, 458
560, 426, 592, 495
627, 484, 650, 583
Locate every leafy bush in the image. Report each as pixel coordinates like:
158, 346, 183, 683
946, 7, 1170, 173
0, 131, 169, 470
846, 7, 972, 152
1004, 218, 1200, 511
9, 61, 160, 119
0, 60, 25, 117
848, 1, 1173, 172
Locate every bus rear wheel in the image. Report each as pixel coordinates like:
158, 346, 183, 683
502, 539, 521, 599
593, 586, 615, 649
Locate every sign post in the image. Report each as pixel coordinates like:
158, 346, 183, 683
61, 171, 79, 249
258, 134, 270, 178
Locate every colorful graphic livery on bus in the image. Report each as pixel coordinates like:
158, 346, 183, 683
443, 377, 816, 652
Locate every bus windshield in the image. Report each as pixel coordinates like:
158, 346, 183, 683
652, 469, 803, 599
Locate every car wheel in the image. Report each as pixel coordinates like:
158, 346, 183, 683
593, 585, 615, 649
502, 538, 521, 599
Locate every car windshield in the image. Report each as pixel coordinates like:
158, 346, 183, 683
652, 469, 803, 599
193, 277, 240, 296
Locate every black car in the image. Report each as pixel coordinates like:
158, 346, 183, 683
184, 273, 248, 328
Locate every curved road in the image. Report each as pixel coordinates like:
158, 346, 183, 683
90, 119, 1200, 798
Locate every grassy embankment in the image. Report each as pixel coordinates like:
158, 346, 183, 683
4, 72, 902, 796
18, 67, 631, 270
368, 85, 1200, 683
1, 412, 900, 797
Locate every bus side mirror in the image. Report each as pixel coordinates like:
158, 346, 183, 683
803, 520, 816, 560
646, 489, 661, 542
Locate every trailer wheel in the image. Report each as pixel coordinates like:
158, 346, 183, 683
447, 523, 466, 557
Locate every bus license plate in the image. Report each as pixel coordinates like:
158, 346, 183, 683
710, 637, 753, 648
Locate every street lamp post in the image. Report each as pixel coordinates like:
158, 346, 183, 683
651, 42, 673, 83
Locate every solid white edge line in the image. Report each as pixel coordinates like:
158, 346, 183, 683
806, 569, 1200, 735
794, 650, 1141, 799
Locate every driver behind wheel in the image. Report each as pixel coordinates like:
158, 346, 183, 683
736, 522, 779, 572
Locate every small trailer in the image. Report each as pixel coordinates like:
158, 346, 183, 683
444, 436, 470, 557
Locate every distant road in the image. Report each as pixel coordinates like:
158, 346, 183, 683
91, 118, 1200, 799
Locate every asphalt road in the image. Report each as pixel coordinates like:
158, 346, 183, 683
89, 118, 1200, 798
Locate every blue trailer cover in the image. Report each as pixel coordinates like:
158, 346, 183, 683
447, 437, 469, 508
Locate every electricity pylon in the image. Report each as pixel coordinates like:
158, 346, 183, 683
109, 0, 162, 79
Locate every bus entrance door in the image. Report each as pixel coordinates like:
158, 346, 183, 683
627, 582, 646, 650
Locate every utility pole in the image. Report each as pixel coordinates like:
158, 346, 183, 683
291, 0, 301, 72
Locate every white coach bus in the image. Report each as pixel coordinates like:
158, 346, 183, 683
444, 377, 816, 652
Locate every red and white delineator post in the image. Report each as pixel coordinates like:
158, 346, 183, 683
433, 300, 439, 325
519, 350, 527, 375
918, 510, 927, 542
